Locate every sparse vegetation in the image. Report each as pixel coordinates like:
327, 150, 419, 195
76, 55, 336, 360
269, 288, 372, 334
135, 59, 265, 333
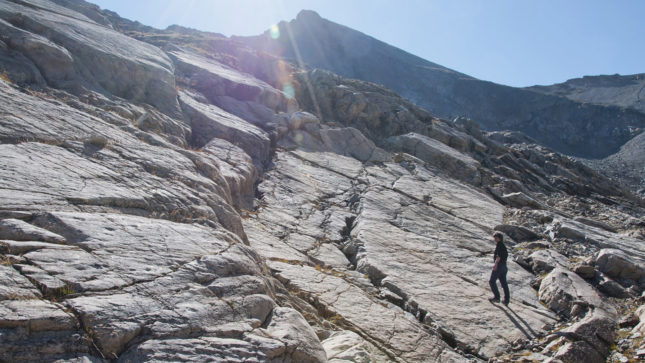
84, 135, 111, 149
53, 284, 75, 300
0, 70, 12, 83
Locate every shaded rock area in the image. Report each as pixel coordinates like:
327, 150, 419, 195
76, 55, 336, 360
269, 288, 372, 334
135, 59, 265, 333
0, 1, 644, 362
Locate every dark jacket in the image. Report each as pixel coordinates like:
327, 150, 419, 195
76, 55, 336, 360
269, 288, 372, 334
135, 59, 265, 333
494, 242, 508, 265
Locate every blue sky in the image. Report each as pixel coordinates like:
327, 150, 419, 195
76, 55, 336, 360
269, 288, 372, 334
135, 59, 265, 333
92, 0, 645, 87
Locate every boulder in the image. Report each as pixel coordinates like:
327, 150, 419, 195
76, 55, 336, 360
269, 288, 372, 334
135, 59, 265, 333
322, 331, 377, 362
0, 299, 87, 361
203, 138, 258, 210
551, 310, 616, 363
280, 125, 390, 163
595, 248, 645, 283
573, 263, 596, 279
287, 111, 320, 130
539, 267, 615, 318
264, 307, 328, 363
633, 305, 645, 335
318, 127, 390, 162
0, 265, 41, 300
528, 249, 568, 274
548, 219, 645, 261
494, 224, 540, 242
597, 278, 630, 298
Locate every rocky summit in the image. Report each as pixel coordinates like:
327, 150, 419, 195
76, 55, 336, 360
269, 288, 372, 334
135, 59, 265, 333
0, 1, 644, 362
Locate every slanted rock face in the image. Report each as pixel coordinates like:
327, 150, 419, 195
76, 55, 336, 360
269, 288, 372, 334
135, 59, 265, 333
0, 68, 324, 361
1, 1, 644, 362
246, 149, 557, 359
178, 90, 271, 164
279, 122, 391, 163
170, 48, 289, 112
387, 132, 481, 184
0, 0, 179, 115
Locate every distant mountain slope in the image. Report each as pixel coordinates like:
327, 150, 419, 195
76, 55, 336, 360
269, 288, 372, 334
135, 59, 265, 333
528, 73, 645, 114
586, 131, 645, 193
236, 10, 645, 159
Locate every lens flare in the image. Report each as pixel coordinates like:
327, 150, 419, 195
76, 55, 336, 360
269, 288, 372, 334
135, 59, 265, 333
270, 24, 280, 39
294, 132, 303, 143
282, 83, 295, 99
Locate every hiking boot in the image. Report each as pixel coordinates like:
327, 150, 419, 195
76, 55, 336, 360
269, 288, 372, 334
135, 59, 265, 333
503, 300, 509, 306
489, 297, 500, 303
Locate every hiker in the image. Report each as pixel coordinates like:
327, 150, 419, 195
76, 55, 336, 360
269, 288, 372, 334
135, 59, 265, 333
489, 232, 510, 306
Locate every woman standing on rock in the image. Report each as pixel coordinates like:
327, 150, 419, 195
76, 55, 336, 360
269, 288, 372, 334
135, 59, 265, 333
489, 232, 510, 306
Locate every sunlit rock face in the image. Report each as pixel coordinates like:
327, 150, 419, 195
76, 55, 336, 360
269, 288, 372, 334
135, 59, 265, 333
0, 1, 644, 362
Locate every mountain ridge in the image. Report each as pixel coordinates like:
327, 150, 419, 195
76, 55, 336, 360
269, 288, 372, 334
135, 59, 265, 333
236, 9, 645, 160
528, 73, 645, 113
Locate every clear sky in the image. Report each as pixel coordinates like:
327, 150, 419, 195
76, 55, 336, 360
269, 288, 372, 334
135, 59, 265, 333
91, 0, 645, 87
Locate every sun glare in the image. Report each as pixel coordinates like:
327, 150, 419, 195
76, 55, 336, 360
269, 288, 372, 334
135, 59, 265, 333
282, 83, 295, 99
270, 24, 280, 39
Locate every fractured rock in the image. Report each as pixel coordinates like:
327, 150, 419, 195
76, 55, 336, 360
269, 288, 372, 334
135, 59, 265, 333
387, 132, 481, 184
0, 218, 65, 243
595, 248, 645, 284
539, 267, 615, 318
179, 91, 271, 163
527, 249, 569, 274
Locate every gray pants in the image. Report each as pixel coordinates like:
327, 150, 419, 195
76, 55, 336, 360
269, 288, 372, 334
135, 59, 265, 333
489, 263, 509, 303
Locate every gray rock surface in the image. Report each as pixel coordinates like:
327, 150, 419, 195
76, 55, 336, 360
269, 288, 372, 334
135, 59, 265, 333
0, 0, 180, 115
178, 90, 271, 163
527, 249, 568, 274
595, 248, 645, 284
549, 218, 645, 260
387, 132, 480, 184
0, 218, 65, 243
323, 330, 388, 362
247, 150, 557, 359
0, 2, 643, 362
169, 48, 290, 115
539, 267, 615, 318
529, 73, 645, 114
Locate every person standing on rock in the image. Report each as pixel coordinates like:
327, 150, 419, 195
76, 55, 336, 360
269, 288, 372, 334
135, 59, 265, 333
489, 232, 510, 306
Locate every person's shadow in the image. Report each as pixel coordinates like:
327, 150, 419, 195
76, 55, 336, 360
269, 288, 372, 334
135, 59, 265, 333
492, 303, 540, 339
